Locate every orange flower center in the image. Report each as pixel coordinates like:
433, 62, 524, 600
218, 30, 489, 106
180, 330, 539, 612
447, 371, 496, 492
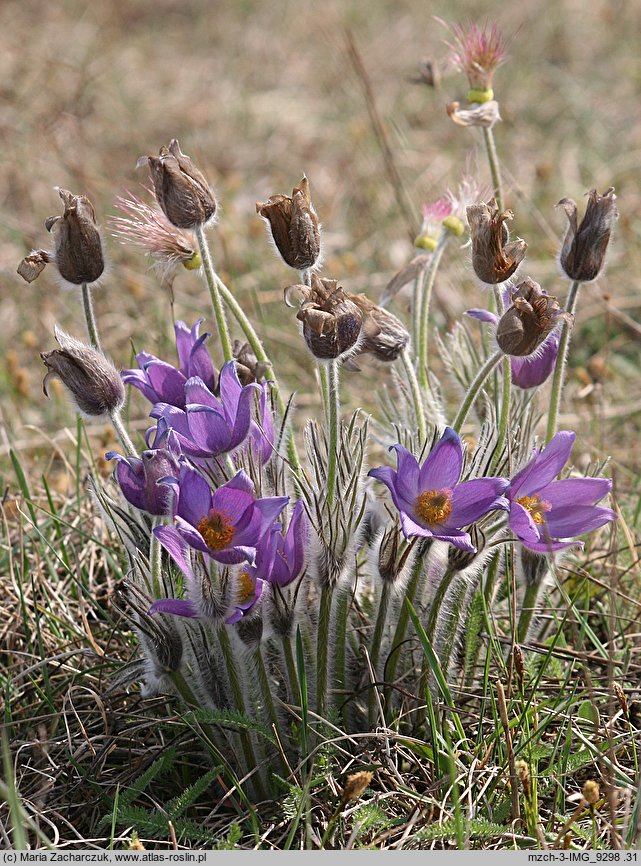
238, 570, 255, 604
517, 494, 552, 525
415, 488, 453, 526
197, 509, 235, 551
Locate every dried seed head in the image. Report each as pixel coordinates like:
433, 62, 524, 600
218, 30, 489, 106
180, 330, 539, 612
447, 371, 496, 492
44, 188, 105, 285
613, 682, 629, 718
513, 644, 526, 691
232, 340, 270, 385
515, 759, 530, 784
341, 771, 374, 806
41, 327, 125, 417
287, 274, 362, 360
467, 200, 527, 284
348, 293, 410, 363
143, 139, 216, 229
582, 780, 600, 806
558, 188, 617, 282
447, 100, 501, 128
256, 176, 321, 271
496, 278, 569, 357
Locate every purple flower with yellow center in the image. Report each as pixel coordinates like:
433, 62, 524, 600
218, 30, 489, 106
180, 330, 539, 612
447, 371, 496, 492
122, 319, 217, 408
368, 428, 509, 552
149, 567, 265, 625
106, 446, 181, 516
155, 464, 288, 566
151, 362, 260, 459
466, 305, 560, 389
507, 431, 616, 552
251, 500, 308, 587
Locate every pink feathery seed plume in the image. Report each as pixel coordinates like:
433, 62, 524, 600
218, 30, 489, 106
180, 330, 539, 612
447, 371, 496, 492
109, 188, 199, 270
439, 19, 508, 91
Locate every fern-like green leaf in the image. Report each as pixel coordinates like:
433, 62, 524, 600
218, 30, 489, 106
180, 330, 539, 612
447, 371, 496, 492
166, 767, 222, 819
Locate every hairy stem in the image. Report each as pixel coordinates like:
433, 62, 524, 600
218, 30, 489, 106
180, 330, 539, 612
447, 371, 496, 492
333, 587, 350, 725
483, 126, 504, 212
417, 232, 448, 390
194, 223, 233, 363
400, 347, 427, 442
282, 636, 299, 706
546, 280, 581, 442
489, 356, 512, 473
368, 580, 391, 727
326, 360, 340, 508
384, 553, 425, 711
109, 410, 138, 458
451, 350, 503, 433
81, 283, 101, 352
517, 579, 544, 644
316, 585, 333, 720
149, 518, 163, 599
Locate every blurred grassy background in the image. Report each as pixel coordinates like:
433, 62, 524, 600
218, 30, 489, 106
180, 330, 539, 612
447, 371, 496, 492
1, 0, 640, 485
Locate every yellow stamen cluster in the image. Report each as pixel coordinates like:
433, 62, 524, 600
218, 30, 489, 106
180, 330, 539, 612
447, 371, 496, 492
517, 494, 551, 525
415, 488, 453, 526
197, 510, 235, 551
238, 570, 255, 604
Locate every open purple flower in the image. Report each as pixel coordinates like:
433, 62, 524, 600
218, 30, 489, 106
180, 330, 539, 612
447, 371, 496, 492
149, 567, 265, 626
155, 463, 288, 567
122, 319, 217, 408
106, 446, 181, 516
368, 428, 509, 552
151, 362, 260, 459
466, 306, 560, 389
251, 500, 308, 587
507, 431, 616, 552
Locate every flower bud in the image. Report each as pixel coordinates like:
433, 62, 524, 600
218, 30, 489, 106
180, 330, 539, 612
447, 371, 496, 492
107, 448, 181, 516
44, 188, 105, 285
232, 340, 270, 385
376, 521, 414, 584
256, 176, 321, 271
447, 525, 485, 571
348, 293, 410, 363
143, 139, 216, 229
41, 326, 125, 417
496, 278, 569, 357
467, 200, 527, 284
557, 188, 617, 282
286, 274, 362, 360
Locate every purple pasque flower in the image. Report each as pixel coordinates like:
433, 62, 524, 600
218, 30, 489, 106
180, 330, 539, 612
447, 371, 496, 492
106, 446, 181, 515
155, 463, 289, 567
466, 306, 559, 389
151, 362, 260, 459
368, 427, 509, 552
149, 567, 265, 626
245, 383, 276, 465
250, 500, 309, 587
122, 319, 217, 408
507, 431, 616, 553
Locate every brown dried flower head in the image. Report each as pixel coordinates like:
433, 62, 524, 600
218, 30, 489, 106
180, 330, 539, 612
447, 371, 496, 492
286, 275, 362, 360
582, 780, 600, 806
142, 139, 216, 229
467, 199, 527, 284
256, 176, 321, 271
348, 293, 410, 363
496, 278, 569, 357
558, 188, 617, 282
17, 250, 51, 284
41, 326, 125, 417
232, 339, 270, 385
39, 188, 105, 286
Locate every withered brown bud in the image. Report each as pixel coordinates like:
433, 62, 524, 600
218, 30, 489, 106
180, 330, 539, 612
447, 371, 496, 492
286, 274, 362, 360
348, 294, 410, 363
582, 780, 600, 806
256, 176, 321, 271
44, 188, 105, 285
232, 340, 270, 385
143, 139, 216, 229
557, 188, 617, 282
447, 100, 501, 128
467, 200, 527, 284
340, 771, 374, 807
41, 326, 125, 417
497, 278, 569, 357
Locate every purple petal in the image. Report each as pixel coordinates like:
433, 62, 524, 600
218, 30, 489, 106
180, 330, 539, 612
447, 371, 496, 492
466, 309, 499, 326
510, 334, 559, 389
175, 465, 213, 526
154, 524, 196, 581
399, 511, 434, 539
121, 368, 161, 404
174, 320, 198, 372
218, 361, 244, 414
446, 477, 510, 527
519, 538, 583, 553
184, 406, 233, 456
542, 477, 612, 509
227, 381, 260, 450
113, 457, 147, 511
389, 445, 420, 504
252, 495, 290, 534
225, 470, 255, 495
545, 504, 617, 538
189, 332, 217, 390
149, 597, 199, 617
184, 376, 221, 410
174, 515, 211, 554
210, 544, 257, 565
143, 360, 187, 408
509, 431, 576, 499
431, 528, 476, 552
418, 427, 463, 491
509, 501, 541, 545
